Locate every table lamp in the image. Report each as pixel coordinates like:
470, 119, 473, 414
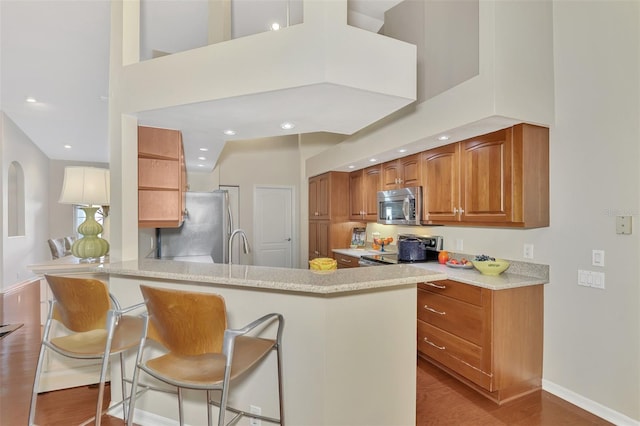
58, 166, 110, 262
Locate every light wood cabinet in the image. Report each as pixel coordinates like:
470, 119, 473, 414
308, 172, 363, 263
417, 280, 543, 404
349, 165, 381, 221
138, 126, 187, 228
309, 172, 350, 221
335, 253, 360, 268
421, 123, 549, 228
381, 154, 420, 191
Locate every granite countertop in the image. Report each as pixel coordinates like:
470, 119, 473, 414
333, 248, 549, 290
104, 258, 447, 295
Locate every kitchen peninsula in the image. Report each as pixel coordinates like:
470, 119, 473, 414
104, 258, 446, 426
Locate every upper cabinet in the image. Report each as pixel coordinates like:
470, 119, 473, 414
421, 123, 549, 228
309, 172, 350, 221
138, 126, 187, 228
349, 165, 381, 221
381, 154, 421, 191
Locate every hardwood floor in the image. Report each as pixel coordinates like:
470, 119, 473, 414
2, 279, 612, 425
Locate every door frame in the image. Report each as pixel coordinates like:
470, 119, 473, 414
252, 185, 297, 268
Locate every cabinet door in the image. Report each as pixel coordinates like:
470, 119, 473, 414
349, 170, 365, 220
138, 126, 182, 159
363, 165, 381, 221
381, 160, 401, 191
309, 173, 331, 219
138, 126, 186, 228
308, 221, 329, 259
309, 177, 319, 219
399, 154, 420, 187
309, 221, 318, 259
421, 144, 460, 222
460, 128, 513, 224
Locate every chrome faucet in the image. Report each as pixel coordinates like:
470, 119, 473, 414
228, 229, 250, 265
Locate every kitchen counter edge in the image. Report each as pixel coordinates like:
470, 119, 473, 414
333, 248, 549, 290
102, 259, 447, 295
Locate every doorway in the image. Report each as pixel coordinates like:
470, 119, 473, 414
253, 186, 295, 268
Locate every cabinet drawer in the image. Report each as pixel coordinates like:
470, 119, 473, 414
418, 320, 492, 390
418, 280, 483, 306
417, 289, 484, 345
335, 254, 359, 268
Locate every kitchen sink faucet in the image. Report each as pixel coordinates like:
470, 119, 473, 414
228, 229, 250, 264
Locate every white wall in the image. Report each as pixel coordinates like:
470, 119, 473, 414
1, 113, 50, 290
313, 2, 640, 422
215, 135, 300, 265
544, 2, 639, 421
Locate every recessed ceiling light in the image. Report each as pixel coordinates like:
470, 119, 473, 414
198, 164, 205, 167
398, 148, 407, 153
438, 135, 450, 141
64, 144, 72, 149
369, 158, 377, 162
271, 22, 281, 31
25, 97, 37, 103
223, 129, 236, 136
199, 148, 209, 152
280, 122, 295, 130
198, 156, 206, 161
348, 165, 355, 169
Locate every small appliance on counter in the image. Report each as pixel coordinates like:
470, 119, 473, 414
359, 235, 443, 266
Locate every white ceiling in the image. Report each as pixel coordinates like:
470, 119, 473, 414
1, 0, 404, 171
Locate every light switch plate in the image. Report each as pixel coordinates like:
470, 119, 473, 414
592, 250, 604, 267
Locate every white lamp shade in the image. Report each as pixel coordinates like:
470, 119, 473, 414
59, 167, 110, 206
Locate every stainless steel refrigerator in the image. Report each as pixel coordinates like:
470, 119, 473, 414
156, 190, 231, 263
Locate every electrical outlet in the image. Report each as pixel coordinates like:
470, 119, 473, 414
250, 405, 261, 426
523, 244, 534, 259
456, 239, 463, 251
578, 269, 605, 289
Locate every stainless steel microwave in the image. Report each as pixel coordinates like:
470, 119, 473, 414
377, 187, 422, 225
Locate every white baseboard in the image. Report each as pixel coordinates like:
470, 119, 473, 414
109, 406, 179, 426
543, 379, 640, 426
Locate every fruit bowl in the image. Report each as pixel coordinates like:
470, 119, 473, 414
472, 258, 510, 275
309, 257, 337, 271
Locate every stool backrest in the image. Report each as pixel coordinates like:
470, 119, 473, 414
45, 275, 111, 332
140, 285, 227, 356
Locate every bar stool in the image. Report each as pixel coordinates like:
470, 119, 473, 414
127, 285, 284, 426
28, 275, 145, 426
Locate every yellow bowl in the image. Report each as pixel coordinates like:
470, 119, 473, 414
309, 257, 337, 271
472, 259, 510, 275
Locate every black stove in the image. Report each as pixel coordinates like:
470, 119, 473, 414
359, 235, 443, 266
359, 252, 436, 266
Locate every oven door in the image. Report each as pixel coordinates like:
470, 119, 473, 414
358, 258, 384, 267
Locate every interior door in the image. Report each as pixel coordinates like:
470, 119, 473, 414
254, 186, 294, 268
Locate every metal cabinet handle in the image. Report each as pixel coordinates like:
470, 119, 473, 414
423, 337, 445, 350
340, 258, 352, 263
459, 207, 464, 215
424, 305, 446, 315
425, 282, 446, 289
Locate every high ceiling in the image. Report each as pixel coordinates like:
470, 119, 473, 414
1, 0, 403, 171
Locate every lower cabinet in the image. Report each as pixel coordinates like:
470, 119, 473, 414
417, 279, 543, 404
335, 253, 360, 268
308, 222, 359, 262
